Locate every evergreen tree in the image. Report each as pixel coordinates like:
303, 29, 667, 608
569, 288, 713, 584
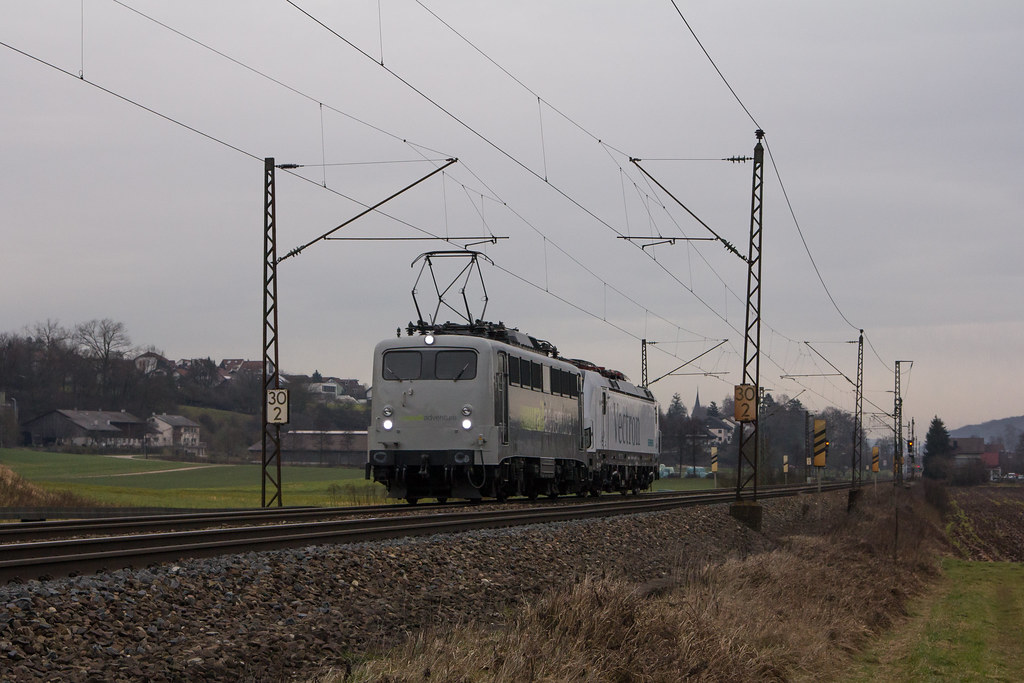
661, 393, 688, 469
923, 416, 953, 479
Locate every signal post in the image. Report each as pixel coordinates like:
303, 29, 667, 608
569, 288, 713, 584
730, 131, 766, 531
730, 382, 762, 529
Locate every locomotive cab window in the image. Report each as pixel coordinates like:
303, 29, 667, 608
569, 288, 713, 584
508, 356, 521, 385
435, 350, 477, 380
382, 350, 422, 380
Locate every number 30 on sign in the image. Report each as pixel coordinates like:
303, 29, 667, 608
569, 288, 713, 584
266, 389, 290, 424
734, 384, 756, 422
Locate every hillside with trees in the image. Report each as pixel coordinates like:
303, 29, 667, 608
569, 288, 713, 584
0, 319, 368, 453
950, 415, 1024, 449
660, 389, 867, 482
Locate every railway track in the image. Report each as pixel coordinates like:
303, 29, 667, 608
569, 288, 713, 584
0, 482, 852, 583
0, 501, 460, 543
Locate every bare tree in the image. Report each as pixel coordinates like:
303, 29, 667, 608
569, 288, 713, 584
74, 319, 132, 360
74, 319, 133, 397
29, 319, 71, 350
29, 318, 81, 407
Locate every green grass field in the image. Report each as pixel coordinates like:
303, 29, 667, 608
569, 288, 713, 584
651, 475, 717, 491
846, 559, 1024, 682
1, 447, 722, 508
0, 448, 385, 508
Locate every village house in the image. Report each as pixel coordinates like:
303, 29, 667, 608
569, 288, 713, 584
134, 351, 175, 376
951, 437, 985, 466
23, 409, 148, 448
147, 413, 205, 457
305, 378, 368, 403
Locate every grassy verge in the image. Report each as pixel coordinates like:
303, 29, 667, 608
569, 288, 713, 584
0, 464, 102, 508
845, 558, 1024, 682
324, 487, 946, 682
0, 448, 386, 508
651, 475, 716, 491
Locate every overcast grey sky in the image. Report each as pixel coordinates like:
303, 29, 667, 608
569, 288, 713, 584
3, 1, 1023, 435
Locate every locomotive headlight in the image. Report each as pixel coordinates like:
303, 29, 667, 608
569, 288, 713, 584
382, 418, 394, 431
382, 405, 393, 417
424, 334, 435, 345
461, 418, 472, 430
461, 404, 473, 416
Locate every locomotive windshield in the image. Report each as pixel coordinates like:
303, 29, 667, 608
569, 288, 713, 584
382, 350, 422, 380
382, 348, 477, 381
435, 350, 477, 380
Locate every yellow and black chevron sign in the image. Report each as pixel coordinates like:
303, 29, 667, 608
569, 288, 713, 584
813, 418, 827, 467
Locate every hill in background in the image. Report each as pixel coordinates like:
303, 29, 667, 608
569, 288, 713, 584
951, 415, 1024, 446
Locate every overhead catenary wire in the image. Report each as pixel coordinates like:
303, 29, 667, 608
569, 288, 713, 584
0, 38, 261, 163
2, 28, 722, 380
762, 140, 862, 334
112, 0, 849, 402
278, 158, 459, 263
411, 0, 772, 335
25, 48, 712, 378
285, 0, 640, 250
413, 0, 633, 160
109, 0, 451, 159
0, 38, 475, 255
445, 157, 718, 342
666, 0, 761, 130
6, 3, 880, 417
280, 159, 452, 168
663, 0, 887, 364
395, 4, 856, 393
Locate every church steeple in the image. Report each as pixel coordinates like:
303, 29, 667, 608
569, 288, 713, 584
693, 388, 706, 419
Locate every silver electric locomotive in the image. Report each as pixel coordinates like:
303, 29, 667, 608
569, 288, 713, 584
366, 321, 659, 503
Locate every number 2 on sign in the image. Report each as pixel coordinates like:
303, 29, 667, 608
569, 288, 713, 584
266, 389, 289, 424
734, 384, 756, 422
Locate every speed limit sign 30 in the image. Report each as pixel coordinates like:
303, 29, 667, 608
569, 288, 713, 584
734, 384, 757, 422
266, 389, 290, 424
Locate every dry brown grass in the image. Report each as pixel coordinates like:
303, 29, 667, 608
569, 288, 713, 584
0, 463, 99, 508
326, 487, 948, 683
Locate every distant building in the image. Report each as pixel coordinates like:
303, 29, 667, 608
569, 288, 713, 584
334, 379, 369, 401
134, 352, 174, 376
148, 413, 204, 457
308, 381, 342, 400
951, 437, 985, 466
219, 359, 265, 377
248, 430, 368, 466
23, 409, 147, 448
692, 390, 733, 446
704, 415, 735, 446
306, 378, 367, 403
172, 359, 228, 387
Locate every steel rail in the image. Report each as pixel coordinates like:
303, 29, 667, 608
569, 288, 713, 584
0, 482, 852, 583
0, 501, 462, 543
0, 480, 856, 544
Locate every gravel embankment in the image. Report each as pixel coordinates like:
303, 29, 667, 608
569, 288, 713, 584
0, 492, 843, 682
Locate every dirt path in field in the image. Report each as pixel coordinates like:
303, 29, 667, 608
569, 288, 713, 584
98, 464, 227, 477
84, 455, 230, 477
